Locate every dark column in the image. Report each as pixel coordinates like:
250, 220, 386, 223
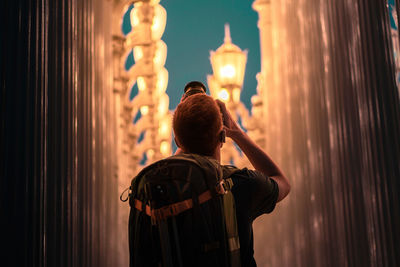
1, 0, 119, 266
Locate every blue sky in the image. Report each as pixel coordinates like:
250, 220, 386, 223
123, 0, 261, 111
123, 0, 399, 110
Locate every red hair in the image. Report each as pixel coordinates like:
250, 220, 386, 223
173, 94, 222, 156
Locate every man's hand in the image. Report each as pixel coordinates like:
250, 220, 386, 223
216, 100, 241, 138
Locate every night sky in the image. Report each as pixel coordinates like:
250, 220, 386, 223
123, 0, 261, 111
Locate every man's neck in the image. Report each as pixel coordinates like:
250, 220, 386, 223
176, 147, 221, 163
212, 147, 221, 162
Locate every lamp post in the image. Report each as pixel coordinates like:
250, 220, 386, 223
112, 2, 171, 263
208, 24, 251, 167
114, 0, 171, 178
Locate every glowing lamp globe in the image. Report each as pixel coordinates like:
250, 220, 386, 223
130, 3, 166, 42
210, 24, 247, 90
133, 40, 167, 70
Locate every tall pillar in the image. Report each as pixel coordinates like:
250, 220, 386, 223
1, 0, 120, 266
252, 0, 272, 150
251, 0, 400, 266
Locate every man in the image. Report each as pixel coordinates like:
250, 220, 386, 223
172, 92, 291, 266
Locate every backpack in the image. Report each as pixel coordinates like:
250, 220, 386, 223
123, 153, 241, 267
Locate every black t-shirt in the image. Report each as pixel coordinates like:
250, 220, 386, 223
230, 168, 279, 267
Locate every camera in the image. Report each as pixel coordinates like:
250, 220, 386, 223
182, 81, 207, 101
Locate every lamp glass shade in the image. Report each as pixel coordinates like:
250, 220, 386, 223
210, 50, 247, 88
153, 40, 167, 68
151, 5, 166, 40
133, 40, 167, 70
137, 76, 146, 91
158, 118, 171, 138
130, 8, 140, 28
140, 105, 149, 115
130, 4, 166, 41
207, 75, 219, 98
133, 46, 144, 62
218, 89, 230, 101
156, 67, 168, 94
158, 93, 169, 116
136, 68, 168, 94
209, 24, 248, 89
160, 141, 170, 156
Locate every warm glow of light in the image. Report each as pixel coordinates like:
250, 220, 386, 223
209, 25, 247, 89
158, 94, 169, 115
233, 88, 241, 103
207, 75, 219, 99
137, 77, 146, 91
160, 141, 170, 155
130, 9, 140, 27
158, 119, 170, 136
220, 64, 236, 78
134, 41, 166, 70
153, 40, 167, 68
124, 2, 171, 166
130, 4, 166, 42
133, 46, 144, 62
140, 105, 149, 115
156, 68, 168, 94
218, 89, 230, 101
151, 5, 167, 40
147, 149, 155, 159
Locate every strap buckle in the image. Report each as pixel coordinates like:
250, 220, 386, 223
120, 186, 131, 202
216, 180, 228, 194
216, 178, 234, 195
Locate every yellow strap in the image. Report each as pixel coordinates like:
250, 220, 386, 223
228, 237, 240, 251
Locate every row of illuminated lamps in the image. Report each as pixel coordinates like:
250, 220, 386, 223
123, 0, 171, 161
128, 8, 247, 105
126, 2, 247, 105
125, 2, 248, 159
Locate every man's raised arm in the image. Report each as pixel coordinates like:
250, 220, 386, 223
216, 100, 291, 202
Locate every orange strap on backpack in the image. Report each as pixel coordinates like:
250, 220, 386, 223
133, 179, 231, 221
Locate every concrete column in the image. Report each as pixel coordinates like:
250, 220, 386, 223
252, 0, 272, 150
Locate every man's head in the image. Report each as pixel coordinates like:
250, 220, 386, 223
173, 94, 223, 156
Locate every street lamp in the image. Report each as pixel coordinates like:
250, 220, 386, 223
209, 24, 248, 105
127, 1, 167, 46
208, 24, 250, 167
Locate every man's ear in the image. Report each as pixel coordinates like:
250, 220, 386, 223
174, 136, 181, 148
220, 129, 226, 144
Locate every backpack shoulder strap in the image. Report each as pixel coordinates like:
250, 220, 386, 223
221, 165, 241, 267
221, 165, 241, 180
173, 153, 223, 195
